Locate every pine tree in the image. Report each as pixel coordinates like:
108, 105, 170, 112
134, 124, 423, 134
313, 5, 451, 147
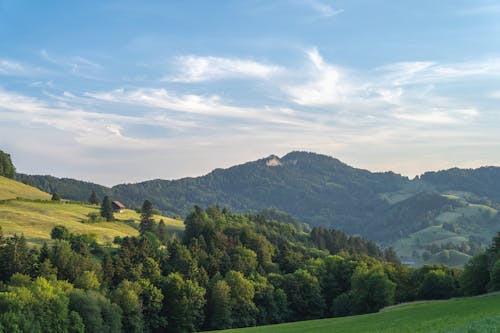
51, 192, 61, 201
89, 191, 100, 205
157, 220, 169, 244
139, 200, 155, 234
101, 196, 114, 221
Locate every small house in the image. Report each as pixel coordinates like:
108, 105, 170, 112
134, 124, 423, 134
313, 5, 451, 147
112, 200, 126, 213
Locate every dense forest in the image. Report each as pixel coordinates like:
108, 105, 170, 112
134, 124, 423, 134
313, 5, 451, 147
4, 202, 496, 333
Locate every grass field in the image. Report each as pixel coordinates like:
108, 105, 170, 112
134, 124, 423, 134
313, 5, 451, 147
0, 176, 184, 246
0, 176, 51, 200
213, 293, 500, 333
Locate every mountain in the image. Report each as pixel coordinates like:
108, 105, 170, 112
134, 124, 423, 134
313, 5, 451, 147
17, 151, 500, 266
18, 151, 408, 232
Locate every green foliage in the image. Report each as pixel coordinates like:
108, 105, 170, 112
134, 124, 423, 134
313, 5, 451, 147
461, 253, 490, 295
489, 259, 500, 291
350, 268, 396, 314
0, 205, 484, 332
68, 289, 122, 333
88, 191, 100, 205
0, 234, 35, 281
51, 192, 61, 201
418, 269, 455, 300
0, 276, 84, 333
100, 196, 114, 221
207, 279, 233, 330
161, 273, 205, 333
51, 225, 71, 240
224, 270, 257, 327
0, 150, 16, 179
282, 269, 325, 321
139, 200, 155, 234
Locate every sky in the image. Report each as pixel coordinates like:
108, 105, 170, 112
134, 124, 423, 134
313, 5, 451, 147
1, 0, 500, 186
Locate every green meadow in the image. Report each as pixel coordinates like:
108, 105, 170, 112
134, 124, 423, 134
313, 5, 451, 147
0, 176, 184, 246
214, 293, 500, 333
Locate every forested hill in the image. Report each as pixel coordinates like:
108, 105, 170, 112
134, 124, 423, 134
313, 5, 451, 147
420, 167, 500, 202
18, 151, 409, 233
16, 151, 500, 264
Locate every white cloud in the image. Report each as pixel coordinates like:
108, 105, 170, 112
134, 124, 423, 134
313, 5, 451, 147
490, 91, 500, 99
393, 108, 479, 125
284, 48, 354, 106
165, 55, 283, 83
84, 88, 309, 127
298, 0, 343, 17
378, 58, 500, 86
0, 59, 46, 76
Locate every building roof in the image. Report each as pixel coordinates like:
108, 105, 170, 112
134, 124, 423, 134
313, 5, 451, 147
112, 200, 126, 209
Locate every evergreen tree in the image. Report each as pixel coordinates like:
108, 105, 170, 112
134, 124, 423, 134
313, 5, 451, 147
101, 196, 114, 221
88, 191, 100, 205
157, 220, 169, 244
51, 192, 61, 201
0, 149, 16, 179
139, 200, 155, 234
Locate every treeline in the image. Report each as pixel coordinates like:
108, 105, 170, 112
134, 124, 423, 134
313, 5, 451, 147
461, 232, 500, 295
0, 150, 15, 179
0, 206, 466, 332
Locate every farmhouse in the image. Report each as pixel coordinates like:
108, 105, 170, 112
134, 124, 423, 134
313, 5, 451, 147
112, 200, 125, 213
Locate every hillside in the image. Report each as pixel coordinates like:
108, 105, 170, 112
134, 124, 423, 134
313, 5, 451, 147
18, 151, 408, 234
17, 151, 500, 266
0, 175, 50, 200
213, 293, 500, 333
0, 176, 183, 246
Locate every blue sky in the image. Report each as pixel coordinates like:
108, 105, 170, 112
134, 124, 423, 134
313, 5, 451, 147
1, 0, 500, 185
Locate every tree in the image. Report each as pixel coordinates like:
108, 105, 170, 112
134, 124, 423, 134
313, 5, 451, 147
282, 269, 325, 321
100, 196, 114, 221
418, 269, 455, 300
161, 273, 206, 333
224, 270, 257, 327
51, 225, 71, 240
69, 289, 122, 333
88, 191, 100, 205
350, 268, 396, 314
0, 149, 16, 179
461, 253, 490, 296
157, 220, 169, 244
111, 280, 144, 333
139, 200, 155, 234
207, 279, 232, 330
490, 259, 500, 291
51, 192, 61, 201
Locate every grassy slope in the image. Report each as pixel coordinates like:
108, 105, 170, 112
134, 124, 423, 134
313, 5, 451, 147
0, 176, 51, 200
0, 200, 183, 246
0, 176, 184, 246
384, 190, 500, 266
214, 293, 500, 333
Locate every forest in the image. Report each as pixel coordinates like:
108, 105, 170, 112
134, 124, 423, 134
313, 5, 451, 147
1, 201, 499, 333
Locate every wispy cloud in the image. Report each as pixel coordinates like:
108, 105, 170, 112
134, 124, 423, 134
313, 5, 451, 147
39, 49, 102, 79
283, 47, 354, 106
165, 55, 283, 83
458, 3, 500, 16
377, 58, 500, 85
84, 88, 307, 127
0, 59, 45, 76
297, 0, 343, 17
